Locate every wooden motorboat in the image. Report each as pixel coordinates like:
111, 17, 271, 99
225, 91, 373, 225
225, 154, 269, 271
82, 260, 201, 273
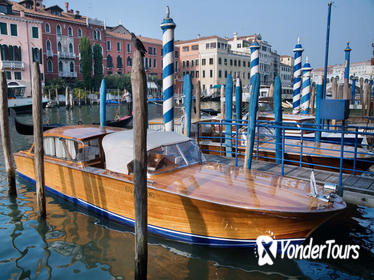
258, 113, 364, 147
14, 125, 346, 247
105, 114, 133, 128
10, 109, 63, 135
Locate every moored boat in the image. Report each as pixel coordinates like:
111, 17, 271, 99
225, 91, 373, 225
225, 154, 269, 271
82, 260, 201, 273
14, 125, 346, 247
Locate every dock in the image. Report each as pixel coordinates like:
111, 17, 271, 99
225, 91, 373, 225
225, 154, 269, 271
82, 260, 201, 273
205, 154, 374, 207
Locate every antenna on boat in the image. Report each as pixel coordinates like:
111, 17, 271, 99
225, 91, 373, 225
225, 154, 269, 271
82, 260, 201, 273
310, 171, 318, 197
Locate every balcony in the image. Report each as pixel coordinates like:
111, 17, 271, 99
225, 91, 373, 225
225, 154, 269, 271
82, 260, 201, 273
57, 51, 76, 59
59, 71, 77, 78
1, 60, 25, 70
46, 50, 54, 57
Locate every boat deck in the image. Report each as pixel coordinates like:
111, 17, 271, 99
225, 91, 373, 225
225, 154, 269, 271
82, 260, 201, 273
205, 155, 374, 207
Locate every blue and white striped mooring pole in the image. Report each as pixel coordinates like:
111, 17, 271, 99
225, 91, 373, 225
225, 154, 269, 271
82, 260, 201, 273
301, 57, 312, 114
344, 41, 352, 81
100, 79, 106, 126
161, 6, 176, 131
250, 41, 260, 86
292, 37, 304, 114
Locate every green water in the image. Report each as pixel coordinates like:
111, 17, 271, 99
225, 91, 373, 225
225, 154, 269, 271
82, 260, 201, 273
0, 104, 373, 279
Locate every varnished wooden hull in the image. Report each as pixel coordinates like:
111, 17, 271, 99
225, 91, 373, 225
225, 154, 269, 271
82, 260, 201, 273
14, 153, 344, 247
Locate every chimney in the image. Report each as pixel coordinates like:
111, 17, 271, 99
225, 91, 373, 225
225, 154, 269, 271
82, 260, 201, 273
64, 2, 69, 13
33, 0, 36, 11
197, 34, 200, 39
20, 10, 25, 17
233, 32, 238, 40
76, 10, 80, 15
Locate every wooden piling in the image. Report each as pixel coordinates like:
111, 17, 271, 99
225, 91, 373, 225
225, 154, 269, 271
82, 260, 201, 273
365, 83, 371, 117
195, 80, 201, 121
131, 47, 148, 280
220, 84, 225, 119
32, 62, 46, 218
0, 72, 16, 196
65, 87, 69, 108
48, 89, 51, 101
331, 77, 337, 99
360, 77, 364, 114
70, 90, 74, 108
310, 83, 316, 114
55, 88, 59, 106
78, 89, 81, 107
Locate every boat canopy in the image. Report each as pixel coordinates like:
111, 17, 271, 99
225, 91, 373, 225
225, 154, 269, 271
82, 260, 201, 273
102, 130, 190, 174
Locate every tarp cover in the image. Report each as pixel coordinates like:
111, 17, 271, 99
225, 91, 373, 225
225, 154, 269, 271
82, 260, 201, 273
102, 130, 189, 174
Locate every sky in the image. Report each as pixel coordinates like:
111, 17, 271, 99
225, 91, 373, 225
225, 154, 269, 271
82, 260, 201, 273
43, 0, 374, 68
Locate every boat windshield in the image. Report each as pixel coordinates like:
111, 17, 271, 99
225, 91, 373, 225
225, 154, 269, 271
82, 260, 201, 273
147, 140, 205, 174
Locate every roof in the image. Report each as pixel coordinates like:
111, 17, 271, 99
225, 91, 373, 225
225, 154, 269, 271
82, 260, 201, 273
175, 35, 226, 45
44, 5, 63, 12
43, 125, 123, 141
106, 31, 162, 45
102, 130, 189, 174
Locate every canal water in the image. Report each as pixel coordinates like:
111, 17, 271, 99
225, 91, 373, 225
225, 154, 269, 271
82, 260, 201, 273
0, 104, 373, 279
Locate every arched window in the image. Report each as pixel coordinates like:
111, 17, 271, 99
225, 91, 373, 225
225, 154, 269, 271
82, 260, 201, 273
56, 24, 61, 35
47, 60, 53, 72
46, 40, 51, 51
45, 23, 50, 33
68, 26, 73, 37
117, 55, 123, 68
107, 55, 113, 68
77, 28, 82, 37
58, 61, 63, 72
57, 41, 62, 52
97, 30, 101, 40
70, 62, 74, 72
69, 43, 73, 53
93, 30, 96, 40
127, 56, 132, 66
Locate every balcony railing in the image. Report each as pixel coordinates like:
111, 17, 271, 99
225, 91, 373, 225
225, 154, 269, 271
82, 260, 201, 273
46, 50, 54, 57
1, 60, 24, 70
57, 51, 76, 59
58, 71, 77, 78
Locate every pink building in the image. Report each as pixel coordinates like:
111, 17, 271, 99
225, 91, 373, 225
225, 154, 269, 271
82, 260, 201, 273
0, 0, 43, 96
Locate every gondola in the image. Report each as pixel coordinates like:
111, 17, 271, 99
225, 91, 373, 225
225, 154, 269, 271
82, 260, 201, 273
105, 114, 133, 128
10, 109, 63, 136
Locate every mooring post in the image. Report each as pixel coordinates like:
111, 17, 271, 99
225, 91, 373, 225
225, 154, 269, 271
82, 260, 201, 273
224, 74, 233, 157
78, 89, 81, 107
274, 75, 282, 164
65, 87, 69, 108
195, 80, 201, 121
310, 83, 316, 114
235, 77, 242, 120
351, 76, 357, 105
244, 73, 260, 169
131, 43, 148, 280
314, 82, 323, 143
183, 74, 192, 137
365, 82, 371, 117
48, 89, 51, 101
343, 42, 352, 101
160, 6, 176, 132
100, 79, 106, 126
70, 89, 74, 108
292, 37, 304, 114
32, 62, 46, 218
331, 77, 337, 99
301, 57, 312, 114
55, 88, 59, 106
220, 84, 225, 119
0, 72, 16, 196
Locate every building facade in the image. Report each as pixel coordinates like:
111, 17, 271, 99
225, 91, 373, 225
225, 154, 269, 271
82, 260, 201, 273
0, 0, 43, 96
10, 0, 163, 89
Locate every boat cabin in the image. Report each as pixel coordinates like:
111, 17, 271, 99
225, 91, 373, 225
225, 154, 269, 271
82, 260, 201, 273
34, 125, 205, 175
36, 125, 123, 168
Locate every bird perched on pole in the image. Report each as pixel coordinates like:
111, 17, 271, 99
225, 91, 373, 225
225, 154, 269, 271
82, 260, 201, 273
131, 32, 147, 57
